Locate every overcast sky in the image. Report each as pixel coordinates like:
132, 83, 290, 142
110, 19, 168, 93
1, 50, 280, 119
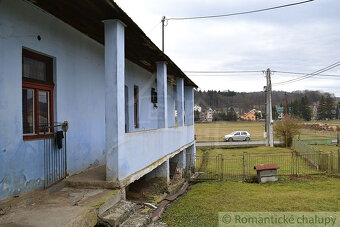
115, 0, 340, 96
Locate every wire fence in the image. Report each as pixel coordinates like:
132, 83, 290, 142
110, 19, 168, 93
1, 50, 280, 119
191, 149, 339, 182
292, 139, 339, 173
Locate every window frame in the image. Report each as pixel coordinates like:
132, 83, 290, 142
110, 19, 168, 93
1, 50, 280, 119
22, 49, 54, 140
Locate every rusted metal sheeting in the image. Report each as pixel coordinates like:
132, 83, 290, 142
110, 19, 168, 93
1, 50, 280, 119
254, 163, 280, 171
152, 182, 189, 221
26, 0, 197, 88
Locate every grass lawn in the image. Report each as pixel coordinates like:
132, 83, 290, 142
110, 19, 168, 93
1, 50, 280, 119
195, 121, 265, 142
311, 144, 339, 153
194, 121, 338, 143
299, 128, 336, 140
161, 176, 340, 227
195, 146, 319, 179
196, 146, 290, 156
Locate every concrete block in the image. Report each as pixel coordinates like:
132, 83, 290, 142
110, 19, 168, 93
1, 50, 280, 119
98, 200, 136, 227
98, 189, 125, 216
121, 213, 151, 227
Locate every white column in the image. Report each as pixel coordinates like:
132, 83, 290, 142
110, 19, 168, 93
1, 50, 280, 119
184, 86, 194, 125
145, 159, 170, 185
176, 78, 185, 127
186, 145, 196, 168
103, 19, 126, 181
156, 62, 168, 128
167, 84, 175, 127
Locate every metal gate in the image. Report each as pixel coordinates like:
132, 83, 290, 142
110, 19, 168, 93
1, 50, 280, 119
43, 122, 68, 188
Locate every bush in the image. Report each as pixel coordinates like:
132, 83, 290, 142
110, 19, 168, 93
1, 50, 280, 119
274, 115, 300, 147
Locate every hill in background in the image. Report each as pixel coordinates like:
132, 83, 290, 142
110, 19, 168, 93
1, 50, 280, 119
195, 90, 334, 114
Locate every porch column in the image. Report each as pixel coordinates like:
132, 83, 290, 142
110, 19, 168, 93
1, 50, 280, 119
176, 78, 185, 127
167, 84, 176, 127
157, 62, 168, 128
103, 19, 126, 182
177, 149, 187, 169
184, 86, 194, 125
145, 159, 170, 185
186, 144, 196, 168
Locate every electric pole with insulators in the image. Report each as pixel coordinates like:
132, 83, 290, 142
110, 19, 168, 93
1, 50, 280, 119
265, 68, 274, 147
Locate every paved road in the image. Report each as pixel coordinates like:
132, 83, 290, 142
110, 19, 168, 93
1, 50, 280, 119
196, 140, 283, 147
196, 139, 338, 147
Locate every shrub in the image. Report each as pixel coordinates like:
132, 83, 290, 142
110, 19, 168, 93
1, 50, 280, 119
274, 115, 300, 147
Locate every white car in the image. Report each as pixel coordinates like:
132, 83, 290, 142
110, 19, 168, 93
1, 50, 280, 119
224, 131, 251, 142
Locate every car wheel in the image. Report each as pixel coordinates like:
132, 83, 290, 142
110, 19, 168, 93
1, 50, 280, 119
245, 137, 250, 141
228, 137, 233, 142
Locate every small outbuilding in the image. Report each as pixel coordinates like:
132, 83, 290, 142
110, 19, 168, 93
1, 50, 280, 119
254, 164, 279, 183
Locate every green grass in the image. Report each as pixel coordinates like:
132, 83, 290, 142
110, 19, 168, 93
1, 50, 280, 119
194, 121, 338, 143
311, 144, 339, 153
195, 147, 319, 179
161, 176, 340, 227
197, 146, 290, 156
195, 121, 265, 142
298, 129, 336, 140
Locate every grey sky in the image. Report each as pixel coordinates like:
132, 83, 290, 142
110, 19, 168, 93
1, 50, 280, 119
115, 0, 340, 96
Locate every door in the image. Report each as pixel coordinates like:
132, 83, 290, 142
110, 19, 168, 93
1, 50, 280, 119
234, 132, 241, 141
240, 131, 247, 140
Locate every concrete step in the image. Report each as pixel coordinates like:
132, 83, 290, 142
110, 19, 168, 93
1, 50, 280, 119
98, 200, 136, 227
120, 213, 151, 227
64, 165, 120, 189
148, 222, 168, 227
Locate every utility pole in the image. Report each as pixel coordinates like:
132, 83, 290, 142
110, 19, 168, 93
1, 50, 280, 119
265, 68, 274, 147
285, 92, 288, 148
161, 16, 166, 52
264, 86, 267, 143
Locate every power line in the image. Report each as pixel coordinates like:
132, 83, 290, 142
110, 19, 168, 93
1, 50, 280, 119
273, 63, 340, 85
273, 70, 340, 77
272, 61, 340, 86
146, 21, 161, 34
273, 62, 340, 85
185, 70, 263, 74
166, 0, 314, 21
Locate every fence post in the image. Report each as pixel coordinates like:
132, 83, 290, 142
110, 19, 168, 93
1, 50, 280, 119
338, 149, 340, 174
291, 151, 294, 175
243, 152, 246, 182
330, 152, 334, 173
219, 154, 223, 181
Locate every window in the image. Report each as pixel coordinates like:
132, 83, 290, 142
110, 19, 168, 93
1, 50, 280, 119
22, 49, 54, 139
134, 85, 139, 128
241, 132, 247, 135
234, 132, 240, 136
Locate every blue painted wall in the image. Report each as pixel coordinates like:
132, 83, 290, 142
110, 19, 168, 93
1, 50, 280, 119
119, 125, 194, 180
0, 0, 195, 200
0, 0, 107, 200
125, 61, 159, 132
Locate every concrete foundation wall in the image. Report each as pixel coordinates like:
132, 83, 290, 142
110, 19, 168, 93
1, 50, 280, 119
144, 160, 170, 184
